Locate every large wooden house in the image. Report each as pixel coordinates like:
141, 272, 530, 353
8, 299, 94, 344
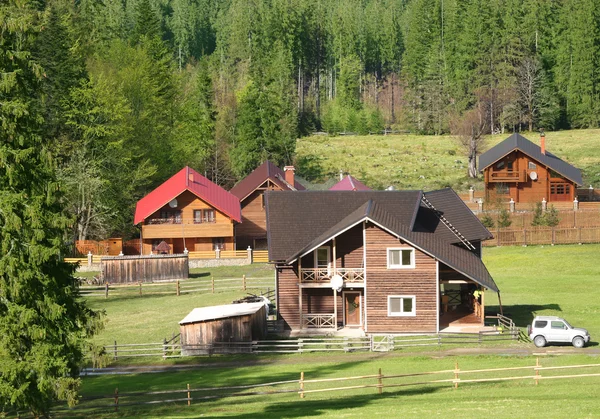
266, 189, 498, 334
479, 133, 583, 203
230, 161, 305, 250
134, 167, 241, 254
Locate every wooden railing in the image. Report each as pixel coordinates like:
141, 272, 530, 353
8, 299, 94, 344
489, 170, 526, 182
302, 314, 336, 328
301, 268, 365, 282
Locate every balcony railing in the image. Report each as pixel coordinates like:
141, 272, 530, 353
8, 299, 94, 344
489, 170, 526, 182
146, 218, 216, 225
302, 313, 336, 329
301, 268, 364, 283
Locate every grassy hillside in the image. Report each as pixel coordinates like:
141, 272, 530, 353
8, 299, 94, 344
296, 129, 600, 192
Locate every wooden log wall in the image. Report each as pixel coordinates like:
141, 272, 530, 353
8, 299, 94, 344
102, 254, 189, 284
336, 225, 364, 268
276, 265, 301, 330
364, 223, 437, 333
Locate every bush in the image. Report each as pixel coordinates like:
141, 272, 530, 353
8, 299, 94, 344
497, 208, 512, 228
481, 214, 495, 228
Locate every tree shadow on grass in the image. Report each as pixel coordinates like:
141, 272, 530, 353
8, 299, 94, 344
487, 304, 562, 328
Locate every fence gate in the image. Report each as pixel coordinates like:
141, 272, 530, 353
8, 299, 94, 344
371, 335, 394, 352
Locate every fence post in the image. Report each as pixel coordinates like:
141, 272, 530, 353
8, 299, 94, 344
105, 282, 109, 299
454, 361, 459, 389
247, 246, 253, 264
552, 227, 555, 245
176, 279, 180, 296
344, 337, 349, 353
113, 340, 117, 360
579, 227, 583, 245
114, 387, 119, 412
300, 372, 305, 398
139, 281, 142, 297
378, 368, 383, 394
523, 229, 527, 246
163, 338, 167, 360
298, 338, 304, 354
211, 276, 214, 293
497, 228, 500, 246
87, 251, 93, 267
243, 274, 246, 291
535, 357, 540, 385
187, 383, 191, 406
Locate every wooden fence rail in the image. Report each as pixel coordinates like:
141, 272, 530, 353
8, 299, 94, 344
483, 226, 600, 246
78, 276, 275, 299
64, 359, 600, 413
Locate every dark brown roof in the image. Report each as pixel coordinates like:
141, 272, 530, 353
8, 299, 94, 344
266, 190, 498, 292
479, 133, 583, 186
229, 161, 306, 202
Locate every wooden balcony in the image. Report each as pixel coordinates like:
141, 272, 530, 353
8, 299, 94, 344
142, 220, 233, 239
488, 170, 526, 183
301, 268, 365, 283
302, 313, 336, 329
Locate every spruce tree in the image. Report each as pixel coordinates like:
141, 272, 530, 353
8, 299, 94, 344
0, 1, 102, 415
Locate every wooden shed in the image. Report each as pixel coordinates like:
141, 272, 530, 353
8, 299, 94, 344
179, 302, 267, 355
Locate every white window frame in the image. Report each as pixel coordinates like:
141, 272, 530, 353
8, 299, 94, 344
387, 247, 415, 269
388, 295, 416, 317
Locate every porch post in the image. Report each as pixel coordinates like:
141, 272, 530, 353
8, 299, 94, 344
299, 284, 303, 329
481, 288, 485, 326
334, 288, 338, 329
332, 238, 337, 274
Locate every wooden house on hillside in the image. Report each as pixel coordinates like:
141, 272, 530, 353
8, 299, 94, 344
479, 133, 583, 203
134, 167, 241, 254
230, 161, 305, 250
329, 174, 371, 191
266, 189, 499, 335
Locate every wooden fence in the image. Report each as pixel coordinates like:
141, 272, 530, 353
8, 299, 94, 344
64, 359, 600, 413
478, 208, 600, 229
102, 254, 189, 284
78, 276, 275, 298
483, 226, 600, 246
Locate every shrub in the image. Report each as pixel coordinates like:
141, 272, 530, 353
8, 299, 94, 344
481, 214, 495, 228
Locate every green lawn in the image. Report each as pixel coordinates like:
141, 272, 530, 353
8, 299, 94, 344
70, 245, 600, 417
296, 128, 600, 191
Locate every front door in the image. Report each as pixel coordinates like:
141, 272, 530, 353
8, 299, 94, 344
344, 292, 361, 326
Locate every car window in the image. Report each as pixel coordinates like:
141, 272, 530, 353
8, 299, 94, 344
551, 321, 566, 329
534, 321, 548, 328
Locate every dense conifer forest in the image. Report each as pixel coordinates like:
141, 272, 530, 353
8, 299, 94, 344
6, 0, 600, 239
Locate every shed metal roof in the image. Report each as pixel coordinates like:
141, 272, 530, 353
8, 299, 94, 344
179, 302, 265, 324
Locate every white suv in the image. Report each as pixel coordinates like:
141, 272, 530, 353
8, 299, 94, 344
527, 316, 590, 348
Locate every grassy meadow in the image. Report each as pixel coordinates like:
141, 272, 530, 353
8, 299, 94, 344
67, 244, 600, 417
296, 128, 600, 191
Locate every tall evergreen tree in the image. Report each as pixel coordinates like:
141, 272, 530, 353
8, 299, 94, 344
0, 1, 102, 415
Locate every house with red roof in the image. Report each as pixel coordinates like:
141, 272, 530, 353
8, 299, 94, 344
134, 167, 241, 255
230, 161, 305, 250
329, 174, 371, 191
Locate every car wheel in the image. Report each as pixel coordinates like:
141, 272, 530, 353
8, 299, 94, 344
572, 336, 585, 348
533, 335, 546, 348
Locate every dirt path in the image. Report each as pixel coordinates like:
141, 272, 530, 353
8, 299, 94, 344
83, 344, 600, 376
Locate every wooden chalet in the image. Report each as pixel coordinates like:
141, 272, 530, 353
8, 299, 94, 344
479, 133, 583, 203
230, 161, 305, 250
329, 174, 371, 191
266, 189, 499, 334
134, 167, 241, 254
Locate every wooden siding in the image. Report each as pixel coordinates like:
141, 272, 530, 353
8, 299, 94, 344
101, 254, 189, 284
364, 224, 437, 333
180, 306, 267, 355
335, 224, 364, 268
277, 265, 300, 330
236, 181, 280, 250
483, 150, 576, 203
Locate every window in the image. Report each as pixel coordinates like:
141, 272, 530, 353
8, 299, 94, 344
212, 238, 225, 250
388, 296, 416, 316
193, 210, 202, 224
534, 320, 548, 328
314, 247, 330, 269
551, 321, 566, 330
387, 248, 415, 269
495, 161, 505, 170
528, 161, 537, 170
496, 183, 509, 194
507, 161, 513, 170
203, 209, 215, 223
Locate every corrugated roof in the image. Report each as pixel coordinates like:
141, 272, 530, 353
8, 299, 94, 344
267, 190, 498, 292
329, 175, 371, 191
229, 161, 306, 202
134, 167, 241, 224
479, 133, 583, 186
179, 302, 265, 324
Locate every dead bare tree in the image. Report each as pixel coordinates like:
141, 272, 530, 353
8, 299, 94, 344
517, 57, 542, 132
450, 91, 490, 178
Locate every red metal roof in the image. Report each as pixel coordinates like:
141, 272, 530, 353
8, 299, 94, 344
329, 175, 371, 191
229, 160, 305, 201
134, 167, 241, 224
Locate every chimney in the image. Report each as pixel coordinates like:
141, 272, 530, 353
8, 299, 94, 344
340, 170, 344, 181
284, 166, 295, 187
540, 129, 546, 155
188, 172, 194, 184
